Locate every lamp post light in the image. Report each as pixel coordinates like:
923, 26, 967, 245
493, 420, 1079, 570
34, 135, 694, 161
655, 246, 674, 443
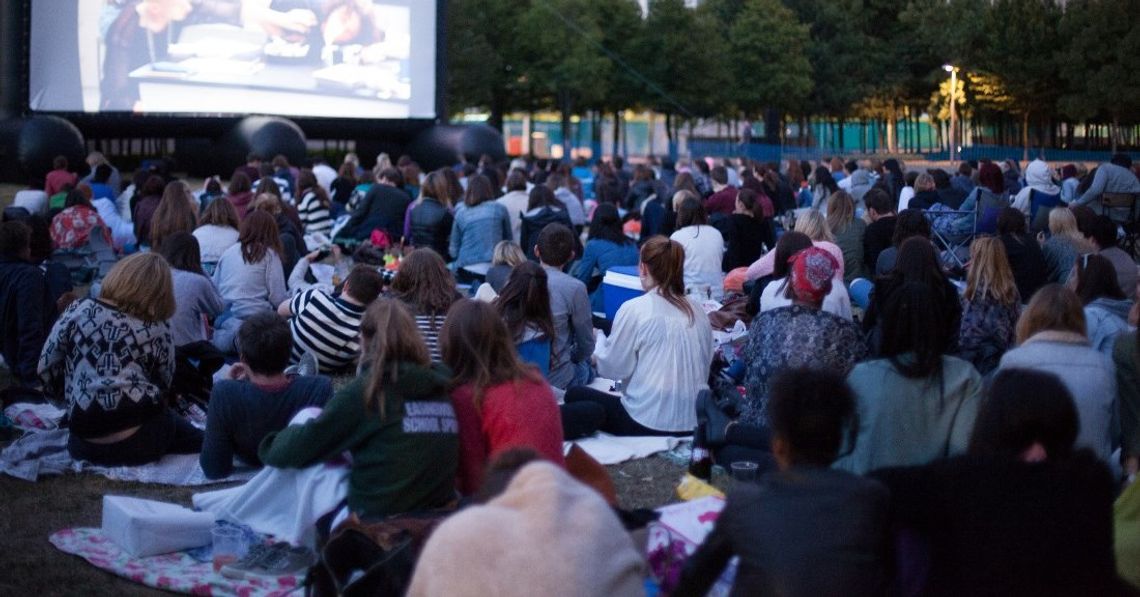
943, 64, 958, 162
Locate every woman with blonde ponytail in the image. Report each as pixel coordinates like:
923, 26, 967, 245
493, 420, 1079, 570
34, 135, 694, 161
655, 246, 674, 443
562, 236, 714, 438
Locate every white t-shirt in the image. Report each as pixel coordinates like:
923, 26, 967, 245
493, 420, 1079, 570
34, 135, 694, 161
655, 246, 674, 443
898, 186, 915, 212
497, 190, 530, 243
759, 276, 853, 321
193, 224, 241, 264
12, 190, 47, 216
594, 290, 714, 432
670, 225, 725, 300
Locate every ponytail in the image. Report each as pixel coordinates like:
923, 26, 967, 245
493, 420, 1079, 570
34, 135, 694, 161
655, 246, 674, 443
640, 236, 695, 323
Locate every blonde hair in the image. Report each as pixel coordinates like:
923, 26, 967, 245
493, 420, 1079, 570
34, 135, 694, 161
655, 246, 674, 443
795, 209, 835, 243
1048, 207, 1089, 246
965, 237, 1019, 305
492, 240, 526, 267
99, 253, 176, 322
825, 191, 855, 234
915, 173, 935, 191
1015, 284, 1087, 344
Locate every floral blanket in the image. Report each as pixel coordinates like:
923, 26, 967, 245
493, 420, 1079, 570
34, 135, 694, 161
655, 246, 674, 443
50, 528, 304, 596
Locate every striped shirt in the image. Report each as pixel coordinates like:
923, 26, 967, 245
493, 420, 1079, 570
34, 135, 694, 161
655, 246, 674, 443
296, 190, 333, 236
289, 289, 366, 372
414, 312, 446, 363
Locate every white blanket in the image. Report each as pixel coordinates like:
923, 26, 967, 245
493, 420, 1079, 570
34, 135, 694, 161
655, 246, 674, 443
0, 428, 254, 485
566, 432, 690, 466
192, 462, 349, 550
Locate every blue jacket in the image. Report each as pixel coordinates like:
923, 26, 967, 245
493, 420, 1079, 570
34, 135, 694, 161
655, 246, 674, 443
572, 239, 639, 312
449, 201, 512, 267
0, 259, 51, 385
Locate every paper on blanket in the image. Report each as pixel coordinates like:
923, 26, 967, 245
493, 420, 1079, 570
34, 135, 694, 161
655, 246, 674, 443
102, 496, 215, 557
566, 432, 689, 465
646, 496, 735, 596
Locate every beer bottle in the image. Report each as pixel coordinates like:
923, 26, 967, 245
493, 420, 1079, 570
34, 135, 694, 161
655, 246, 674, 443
689, 423, 713, 481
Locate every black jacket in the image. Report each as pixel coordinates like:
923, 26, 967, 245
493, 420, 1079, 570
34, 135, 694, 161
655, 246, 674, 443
409, 198, 453, 259
0, 259, 51, 385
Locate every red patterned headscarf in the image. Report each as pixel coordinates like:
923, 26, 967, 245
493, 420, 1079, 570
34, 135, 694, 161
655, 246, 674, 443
789, 247, 838, 304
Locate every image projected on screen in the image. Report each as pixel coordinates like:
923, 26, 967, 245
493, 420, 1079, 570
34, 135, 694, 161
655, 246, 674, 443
28, 0, 437, 119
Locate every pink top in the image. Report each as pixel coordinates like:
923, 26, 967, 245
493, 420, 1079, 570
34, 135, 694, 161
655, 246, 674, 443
745, 240, 845, 282
45, 169, 78, 197
451, 377, 566, 496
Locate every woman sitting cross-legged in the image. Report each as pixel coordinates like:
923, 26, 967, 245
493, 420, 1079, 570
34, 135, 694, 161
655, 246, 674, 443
211, 209, 288, 354
562, 236, 713, 439
707, 247, 868, 470
833, 281, 983, 475
442, 299, 565, 497
258, 299, 460, 520
38, 253, 203, 465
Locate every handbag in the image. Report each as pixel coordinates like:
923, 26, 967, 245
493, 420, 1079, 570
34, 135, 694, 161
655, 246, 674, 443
306, 510, 451, 597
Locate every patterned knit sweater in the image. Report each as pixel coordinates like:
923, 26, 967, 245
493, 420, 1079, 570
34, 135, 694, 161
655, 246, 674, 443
38, 298, 175, 438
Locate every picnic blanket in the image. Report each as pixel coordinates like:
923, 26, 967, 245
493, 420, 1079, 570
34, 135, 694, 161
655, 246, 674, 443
567, 432, 690, 466
50, 527, 303, 596
0, 428, 254, 485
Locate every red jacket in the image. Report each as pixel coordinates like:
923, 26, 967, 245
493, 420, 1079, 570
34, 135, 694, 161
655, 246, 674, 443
451, 378, 566, 495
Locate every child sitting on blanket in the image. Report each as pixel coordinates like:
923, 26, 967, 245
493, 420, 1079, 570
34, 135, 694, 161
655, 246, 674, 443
199, 313, 333, 479
673, 368, 891, 597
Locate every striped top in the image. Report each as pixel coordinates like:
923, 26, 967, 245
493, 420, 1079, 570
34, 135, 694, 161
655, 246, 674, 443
414, 312, 446, 363
289, 289, 366, 372
296, 190, 333, 236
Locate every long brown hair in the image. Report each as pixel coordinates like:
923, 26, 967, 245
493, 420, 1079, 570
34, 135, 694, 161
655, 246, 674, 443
441, 299, 543, 409
100, 253, 176, 322
825, 190, 856, 234
238, 209, 283, 265
420, 169, 453, 209
390, 248, 458, 315
640, 236, 694, 323
493, 261, 556, 345
150, 181, 198, 252
1015, 284, 1087, 344
964, 237, 1019, 305
199, 196, 240, 229
297, 169, 330, 210
359, 299, 431, 417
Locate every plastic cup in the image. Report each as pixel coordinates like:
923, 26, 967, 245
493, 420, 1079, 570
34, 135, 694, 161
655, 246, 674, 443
211, 526, 247, 573
730, 461, 759, 485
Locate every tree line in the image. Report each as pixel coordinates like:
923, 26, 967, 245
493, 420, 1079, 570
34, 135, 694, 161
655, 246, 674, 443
446, 0, 1140, 156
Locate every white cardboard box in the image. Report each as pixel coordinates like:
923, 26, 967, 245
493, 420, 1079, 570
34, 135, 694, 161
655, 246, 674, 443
101, 495, 215, 557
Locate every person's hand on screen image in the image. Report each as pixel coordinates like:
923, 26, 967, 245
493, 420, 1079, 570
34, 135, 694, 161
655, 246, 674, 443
135, 0, 193, 33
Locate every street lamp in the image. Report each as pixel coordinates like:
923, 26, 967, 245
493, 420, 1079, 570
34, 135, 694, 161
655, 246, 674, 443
943, 64, 959, 162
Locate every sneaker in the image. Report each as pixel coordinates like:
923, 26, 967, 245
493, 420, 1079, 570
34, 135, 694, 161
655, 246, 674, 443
285, 351, 320, 378
220, 542, 316, 579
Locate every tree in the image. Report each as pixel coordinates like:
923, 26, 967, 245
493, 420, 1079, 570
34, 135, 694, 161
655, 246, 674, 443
445, 0, 532, 130
1057, 0, 1140, 151
516, 0, 613, 159
724, 0, 813, 142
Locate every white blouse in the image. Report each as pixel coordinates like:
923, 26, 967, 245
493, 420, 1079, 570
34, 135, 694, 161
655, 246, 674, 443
670, 225, 725, 300
594, 290, 714, 432
759, 276, 853, 321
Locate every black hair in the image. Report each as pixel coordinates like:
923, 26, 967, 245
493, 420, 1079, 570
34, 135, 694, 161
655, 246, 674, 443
772, 231, 812, 279
996, 207, 1027, 235
237, 312, 293, 375
1111, 153, 1133, 169
587, 203, 632, 245
93, 164, 112, 184
710, 166, 728, 185
767, 368, 857, 466
493, 261, 556, 345
844, 160, 857, 174
813, 166, 839, 195
536, 223, 575, 267
892, 209, 932, 246
0, 220, 31, 259
969, 368, 1078, 460
527, 185, 560, 212
864, 188, 893, 215
676, 197, 708, 228
879, 280, 949, 379
1089, 215, 1118, 249
1075, 253, 1126, 304
905, 171, 919, 187
158, 231, 205, 275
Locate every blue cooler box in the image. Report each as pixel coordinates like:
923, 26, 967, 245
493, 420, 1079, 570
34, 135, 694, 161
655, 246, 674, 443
602, 265, 644, 320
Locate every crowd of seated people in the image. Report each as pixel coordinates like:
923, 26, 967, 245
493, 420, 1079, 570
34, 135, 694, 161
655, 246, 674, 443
2, 150, 1140, 594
